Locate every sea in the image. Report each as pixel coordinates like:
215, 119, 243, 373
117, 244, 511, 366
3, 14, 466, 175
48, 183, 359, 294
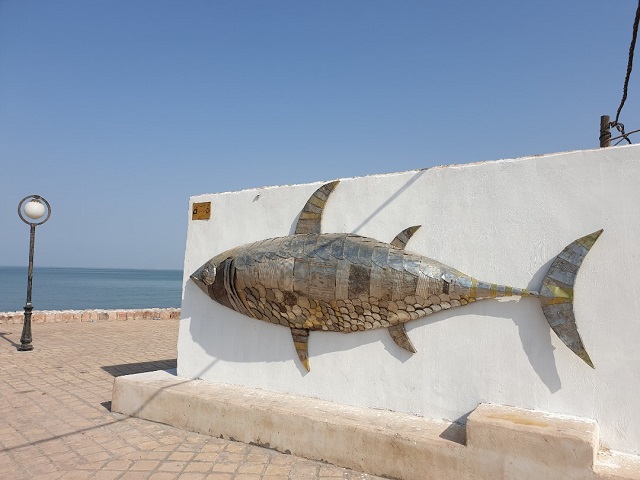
0, 266, 183, 312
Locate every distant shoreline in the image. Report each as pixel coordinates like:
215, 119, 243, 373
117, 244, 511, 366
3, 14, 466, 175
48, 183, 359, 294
0, 265, 183, 272
0, 266, 182, 312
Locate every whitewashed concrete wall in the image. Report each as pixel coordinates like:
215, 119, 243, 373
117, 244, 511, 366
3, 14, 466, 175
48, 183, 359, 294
178, 145, 640, 455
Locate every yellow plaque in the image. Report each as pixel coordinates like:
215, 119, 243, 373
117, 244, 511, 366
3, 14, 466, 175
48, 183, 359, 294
192, 202, 211, 220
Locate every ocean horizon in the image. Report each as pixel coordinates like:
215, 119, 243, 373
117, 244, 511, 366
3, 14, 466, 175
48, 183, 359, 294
0, 266, 183, 312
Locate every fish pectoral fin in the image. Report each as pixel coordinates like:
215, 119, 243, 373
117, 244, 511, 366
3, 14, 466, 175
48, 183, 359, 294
390, 226, 421, 250
388, 324, 417, 353
291, 328, 311, 371
294, 181, 340, 235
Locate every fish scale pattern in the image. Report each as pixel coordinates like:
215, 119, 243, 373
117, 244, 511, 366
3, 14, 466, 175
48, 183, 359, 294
240, 286, 468, 333
231, 233, 472, 333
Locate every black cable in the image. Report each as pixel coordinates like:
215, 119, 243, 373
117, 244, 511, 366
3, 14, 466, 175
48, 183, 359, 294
614, 122, 632, 144
613, 0, 640, 131
609, 127, 640, 141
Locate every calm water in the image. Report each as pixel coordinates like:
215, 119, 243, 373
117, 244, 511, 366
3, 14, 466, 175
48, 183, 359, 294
0, 266, 183, 312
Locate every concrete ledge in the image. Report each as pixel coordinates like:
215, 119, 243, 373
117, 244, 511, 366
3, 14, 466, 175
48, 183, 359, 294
112, 371, 640, 480
0, 308, 180, 324
595, 451, 640, 480
467, 403, 599, 478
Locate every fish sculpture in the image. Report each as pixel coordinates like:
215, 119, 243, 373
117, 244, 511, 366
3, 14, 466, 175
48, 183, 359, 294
191, 181, 602, 371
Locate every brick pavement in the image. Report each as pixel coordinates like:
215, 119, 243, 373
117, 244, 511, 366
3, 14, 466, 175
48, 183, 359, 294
0, 319, 388, 480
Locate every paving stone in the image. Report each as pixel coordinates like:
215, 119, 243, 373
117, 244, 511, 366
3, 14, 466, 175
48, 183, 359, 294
148, 473, 178, 480
0, 319, 388, 479
204, 474, 233, 480
184, 462, 213, 473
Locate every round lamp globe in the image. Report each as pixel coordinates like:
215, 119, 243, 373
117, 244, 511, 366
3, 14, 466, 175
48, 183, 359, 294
24, 200, 46, 220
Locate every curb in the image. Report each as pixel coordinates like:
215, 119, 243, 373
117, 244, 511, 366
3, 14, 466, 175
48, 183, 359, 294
0, 308, 180, 324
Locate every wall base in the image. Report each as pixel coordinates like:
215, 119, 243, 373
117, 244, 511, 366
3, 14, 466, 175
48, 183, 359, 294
112, 371, 640, 480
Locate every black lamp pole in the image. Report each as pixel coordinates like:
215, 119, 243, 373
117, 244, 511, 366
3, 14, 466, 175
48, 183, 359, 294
17, 195, 51, 351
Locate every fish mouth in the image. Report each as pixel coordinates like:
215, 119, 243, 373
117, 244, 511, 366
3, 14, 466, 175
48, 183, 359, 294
190, 263, 216, 296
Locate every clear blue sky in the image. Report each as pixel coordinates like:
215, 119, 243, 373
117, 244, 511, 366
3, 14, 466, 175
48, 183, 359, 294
0, 1, 637, 270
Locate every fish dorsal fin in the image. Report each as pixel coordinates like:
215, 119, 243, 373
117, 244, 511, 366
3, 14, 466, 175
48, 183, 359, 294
290, 328, 311, 371
294, 181, 340, 235
390, 225, 421, 249
388, 324, 416, 353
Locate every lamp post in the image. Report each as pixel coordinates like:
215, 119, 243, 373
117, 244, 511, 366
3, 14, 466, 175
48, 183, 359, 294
17, 195, 51, 351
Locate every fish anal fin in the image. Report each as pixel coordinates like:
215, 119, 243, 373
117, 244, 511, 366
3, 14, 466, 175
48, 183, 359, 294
295, 181, 340, 235
388, 324, 417, 353
291, 328, 311, 371
390, 226, 421, 250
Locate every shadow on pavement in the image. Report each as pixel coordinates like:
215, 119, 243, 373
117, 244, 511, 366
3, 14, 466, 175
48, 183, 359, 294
101, 359, 177, 377
0, 331, 20, 348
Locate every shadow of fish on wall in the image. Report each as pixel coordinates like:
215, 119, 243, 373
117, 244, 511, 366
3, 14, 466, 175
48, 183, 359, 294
191, 181, 602, 372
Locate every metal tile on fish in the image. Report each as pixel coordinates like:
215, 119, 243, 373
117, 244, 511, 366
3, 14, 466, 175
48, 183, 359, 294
387, 250, 404, 271
330, 235, 346, 260
357, 241, 374, 266
276, 257, 295, 292
371, 246, 390, 269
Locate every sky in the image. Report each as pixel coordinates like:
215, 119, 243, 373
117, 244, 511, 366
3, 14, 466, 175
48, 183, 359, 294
0, 1, 638, 270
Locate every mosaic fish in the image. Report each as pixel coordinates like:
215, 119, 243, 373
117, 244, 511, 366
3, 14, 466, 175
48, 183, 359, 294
191, 181, 602, 371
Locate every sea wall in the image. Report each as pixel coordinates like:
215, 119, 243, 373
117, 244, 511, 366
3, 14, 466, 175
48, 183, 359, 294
178, 144, 640, 455
0, 308, 180, 324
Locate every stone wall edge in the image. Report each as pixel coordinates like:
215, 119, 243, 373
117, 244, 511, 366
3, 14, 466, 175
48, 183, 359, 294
0, 308, 181, 324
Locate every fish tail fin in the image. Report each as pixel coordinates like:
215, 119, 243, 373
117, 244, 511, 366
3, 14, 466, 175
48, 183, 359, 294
539, 229, 603, 368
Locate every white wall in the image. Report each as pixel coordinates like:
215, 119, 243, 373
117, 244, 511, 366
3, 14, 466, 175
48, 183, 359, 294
178, 145, 640, 455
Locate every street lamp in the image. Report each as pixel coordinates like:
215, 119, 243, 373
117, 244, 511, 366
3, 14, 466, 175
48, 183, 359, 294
17, 195, 51, 351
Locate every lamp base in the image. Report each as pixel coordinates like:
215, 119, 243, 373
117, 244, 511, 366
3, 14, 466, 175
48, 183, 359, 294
19, 304, 34, 352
